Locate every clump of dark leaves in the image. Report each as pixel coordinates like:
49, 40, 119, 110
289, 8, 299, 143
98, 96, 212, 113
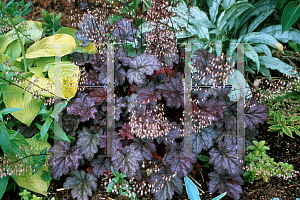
47, 16, 269, 200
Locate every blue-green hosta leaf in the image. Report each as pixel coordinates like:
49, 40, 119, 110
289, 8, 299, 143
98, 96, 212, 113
220, 0, 236, 10
77, 126, 102, 161
239, 0, 276, 27
239, 22, 248, 38
64, 170, 97, 200
247, 9, 275, 33
189, 6, 216, 28
217, 2, 254, 31
127, 53, 162, 84
227, 37, 242, 57
216, 40, 222, 57
260, 25, 300, 44
281, 1, 300, 34
278, 0, 287, 9
0, 123, 11, 154
256, 64, 271, 80
244, 44, 260, 72
253, 44, 272, 57
245, 65, 256, 74
259, 56, 299, 78
242, 32, 279, 48
207, 0, 222, 23
184, 176, 200, 200
0, 177, 9, 199
226, 69, 252, 102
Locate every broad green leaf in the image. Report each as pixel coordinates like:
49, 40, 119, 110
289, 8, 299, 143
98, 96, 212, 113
239, 22, 248, 38
40, 117, 53, 141
9, 130, 30, 156
244, 44, 260, 72
28, 57, 55, 74
0, 21, 43, 54
282, 126, 293, 138
0, 107, 23, 115
247, 145, 256, 150
0, 54, 24, 71
253, 43, 272, 57
133, 0, 141, 8
226, 69, 252, 101
247, 9, 275, 33
55, 27, 97, 54
289, 116, 300, 121
0, 177, 9, 199
184, 176, 200, 200
0, 123, 11, 153
4, 37, 25, 58
281, 1, 300, 34
295, 128, 300, 136
207, 0, 222, 23
258, 56, 299, 78
288, 41, 300, 52
278, 0, 287, 9
16, 34, 76, 61
227, 37, 242, 57
260, 25, 300, 44
197, 155, 210, 162
47, 61, 80, 99
12, 138, 51, 196
253, 141, 259, 147
50, 101, 68, 122
217, 2, 254, 31
2, 83, 42, 126
243, 32, 279, 48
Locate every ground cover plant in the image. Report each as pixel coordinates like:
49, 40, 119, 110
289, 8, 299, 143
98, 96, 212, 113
0, 0, 300, 199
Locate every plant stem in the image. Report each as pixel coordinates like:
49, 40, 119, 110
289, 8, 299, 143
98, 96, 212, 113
0, 1, 27, 72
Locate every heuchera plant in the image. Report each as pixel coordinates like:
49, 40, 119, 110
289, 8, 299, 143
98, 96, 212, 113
46, 12, 270, 200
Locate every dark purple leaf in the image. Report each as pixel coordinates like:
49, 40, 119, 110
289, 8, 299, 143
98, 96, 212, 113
191, 126, 219, 155
208, 170, 244, 200
131, 137, 156, 160
244, 97, 269, 130
156, 122, 181, 145
89, 88, 107, 105
118, 122, 134, 140
48, 141, 83, 179
112, 18, 137, 44
155, 77, 184, 108
111, 144, 143, 179
149, 166, 183, 200
136, 84, 162, 105
67, 94, 97, 122
127, 53, 162, 84
162, 142, 197, 177
76, 127, 102, 161
63, 170, 97, 200
209, 139, 244, 175
91, 156, 111, 178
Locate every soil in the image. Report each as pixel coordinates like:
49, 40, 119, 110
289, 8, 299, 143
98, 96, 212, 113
2, 0, 300, 200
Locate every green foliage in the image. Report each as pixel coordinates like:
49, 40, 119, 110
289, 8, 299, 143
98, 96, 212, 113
280, 0, 300, 34
107, 166, 137, 199
244, 140, 296, 183
266, 98, 300, 138
0, 0, 33, 36
37, 9, 63, 37
19, 189, 31, 200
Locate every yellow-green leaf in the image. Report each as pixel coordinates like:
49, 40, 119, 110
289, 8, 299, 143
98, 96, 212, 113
55, 27, 97, 54
12, 138, 51, 196
269, 124, 282, 130
0, 21, 43, 54
16, 34, 76, 61
295, 128, 300, 136
2, 84, 42, 126
4, 37, 25, 58
24, 75, 55, 98
48, 61, 80, 99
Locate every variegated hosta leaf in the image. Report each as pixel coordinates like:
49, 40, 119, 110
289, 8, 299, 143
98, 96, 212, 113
2, 84, 42, 126
63, 170, 98, 200
76, 127, 102, 161
16, 34, 76, 61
